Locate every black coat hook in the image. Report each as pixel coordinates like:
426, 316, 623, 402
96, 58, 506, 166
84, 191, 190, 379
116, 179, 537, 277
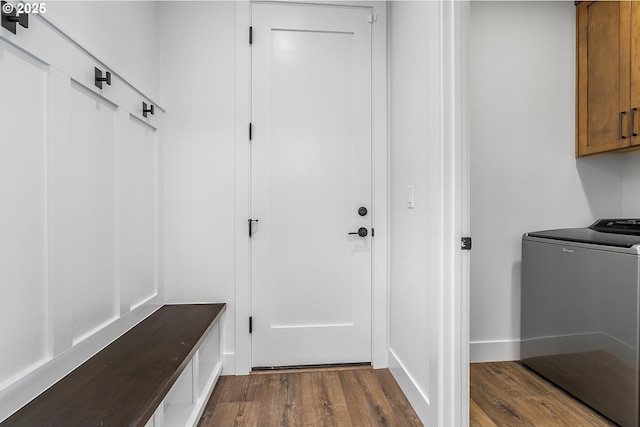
143, 102, 154, 118
94, 67, 111, 89
1, 1, 28, 34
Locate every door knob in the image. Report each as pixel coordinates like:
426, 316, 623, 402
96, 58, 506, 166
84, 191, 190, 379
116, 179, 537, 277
348, 227, 368, 237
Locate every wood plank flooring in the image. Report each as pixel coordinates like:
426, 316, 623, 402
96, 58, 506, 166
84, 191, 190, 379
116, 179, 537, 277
200, 362, 620, 427
471, 362, 619, 427
523, 351, 634, 427
197, 367, 423, 427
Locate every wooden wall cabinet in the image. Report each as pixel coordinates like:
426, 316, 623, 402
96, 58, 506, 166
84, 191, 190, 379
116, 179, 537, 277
576, 1, 640, 157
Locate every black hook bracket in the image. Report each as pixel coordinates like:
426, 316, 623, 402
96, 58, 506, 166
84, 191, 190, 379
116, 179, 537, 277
1, 1, 28, 34
94, 67, 111, 89
143, 102, 155, 118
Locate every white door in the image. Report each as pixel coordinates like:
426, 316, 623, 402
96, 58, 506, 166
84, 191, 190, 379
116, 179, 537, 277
250, 3, 373, 368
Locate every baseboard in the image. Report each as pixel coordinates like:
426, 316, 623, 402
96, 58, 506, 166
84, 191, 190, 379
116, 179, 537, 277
387, 348, 430, 425
470, 340, 520, 363
222, 352, 236, 375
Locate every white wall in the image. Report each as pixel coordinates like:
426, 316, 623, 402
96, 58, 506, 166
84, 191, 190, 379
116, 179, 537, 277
158, 2, 237, 367
44, 1, 160, 100
388, 2, 442, 424
622, 152, 640, 214
469, 1, 624, 362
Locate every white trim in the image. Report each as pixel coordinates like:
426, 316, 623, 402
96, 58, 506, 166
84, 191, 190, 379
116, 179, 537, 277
233, 0, 388, 374
35, 13, 164, 110
388, 348, 430, 422
234, 0, 252, 375
470, 340, 520, 363
439, 1, 470, 426
0, 15, 164, 123
222, 352, 237, 376
370, 0, 389, 370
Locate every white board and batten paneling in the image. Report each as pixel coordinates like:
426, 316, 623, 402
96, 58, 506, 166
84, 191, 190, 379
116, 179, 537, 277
122, 114, 160, 312
0, 10, 164, 422
0, 38, 49, 390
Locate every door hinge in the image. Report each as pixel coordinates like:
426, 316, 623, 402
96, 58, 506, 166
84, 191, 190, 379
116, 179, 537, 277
367, 13, 377, 24
461, 237, 472, 251
249, 218, 259, 237
249, 316, 253, 333
249, 26, 253, 45
249, 122, 252, 141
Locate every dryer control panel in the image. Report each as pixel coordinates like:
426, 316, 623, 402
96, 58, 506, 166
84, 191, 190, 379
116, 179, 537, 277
589, 218, 640, 235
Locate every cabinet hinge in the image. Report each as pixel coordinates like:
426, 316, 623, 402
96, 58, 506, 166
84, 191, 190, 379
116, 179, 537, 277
249, 316, 253, 333
249, 122, 252, 141
249, 26, 253, 45
461, 237, 472, 251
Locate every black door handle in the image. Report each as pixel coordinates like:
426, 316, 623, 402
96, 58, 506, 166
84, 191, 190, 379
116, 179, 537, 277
348, 227, 368, 237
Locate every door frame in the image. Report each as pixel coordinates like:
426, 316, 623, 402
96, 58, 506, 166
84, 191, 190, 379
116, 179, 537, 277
233, 0, 389, 375
440, 2, 470, 425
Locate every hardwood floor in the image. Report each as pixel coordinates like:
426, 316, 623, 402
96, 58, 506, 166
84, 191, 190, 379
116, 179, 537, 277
197, 366, 423, 427
523, 351, 633, 427
471, 362, 619, 427
200, 362, 620, 427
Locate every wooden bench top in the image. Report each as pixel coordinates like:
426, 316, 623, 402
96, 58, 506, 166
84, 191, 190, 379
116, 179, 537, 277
1, 303, 225, 427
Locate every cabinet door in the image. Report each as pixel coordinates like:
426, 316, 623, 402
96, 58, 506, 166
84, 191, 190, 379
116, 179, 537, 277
577, 1, 631, 156
630, 2, 640, 143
